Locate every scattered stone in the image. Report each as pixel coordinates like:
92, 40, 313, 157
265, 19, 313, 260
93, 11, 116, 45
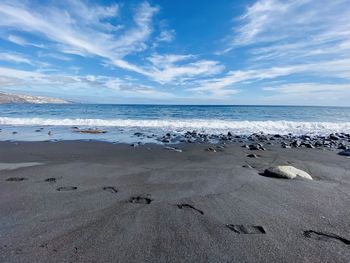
164, 146, 183, 153
263, 166, 312, 180
129, 195, 152, 204
205, 147, 217, 153
130, 142, 142, 147
291, 140, 301, 147
303, 143, 315, 149
329, 134, 340, 140
338, 149, 350, 156
247, 144, 265, 151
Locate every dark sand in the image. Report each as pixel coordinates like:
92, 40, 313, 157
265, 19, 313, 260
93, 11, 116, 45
0, 141, 350, 262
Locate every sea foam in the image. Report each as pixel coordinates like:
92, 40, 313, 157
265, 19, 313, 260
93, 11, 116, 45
0, 117, 349, 135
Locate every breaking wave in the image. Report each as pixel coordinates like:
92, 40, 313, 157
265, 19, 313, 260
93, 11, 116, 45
0, 117, 349, 135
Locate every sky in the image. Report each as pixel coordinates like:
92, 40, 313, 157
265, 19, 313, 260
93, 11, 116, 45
0, 0, 349, 105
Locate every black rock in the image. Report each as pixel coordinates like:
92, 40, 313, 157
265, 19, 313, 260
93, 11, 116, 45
329, 134, 340, 140
291, 140, 301, 147
303, 143, 315, 149
338, 149, 350, 156
162, 138, 170, 143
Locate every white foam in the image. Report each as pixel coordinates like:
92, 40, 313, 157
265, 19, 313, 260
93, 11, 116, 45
0, 117, 349, 135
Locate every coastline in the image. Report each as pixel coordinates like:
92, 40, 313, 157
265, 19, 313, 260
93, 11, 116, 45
1, 140, 350, 262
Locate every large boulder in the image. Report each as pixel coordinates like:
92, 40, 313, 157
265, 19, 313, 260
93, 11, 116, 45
264, 166, 313, 180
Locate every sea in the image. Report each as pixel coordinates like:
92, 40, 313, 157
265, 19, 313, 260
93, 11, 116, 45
0, 104, 349, 143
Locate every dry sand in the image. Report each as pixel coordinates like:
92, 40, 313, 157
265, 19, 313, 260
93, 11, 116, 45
0, 141, 350, 262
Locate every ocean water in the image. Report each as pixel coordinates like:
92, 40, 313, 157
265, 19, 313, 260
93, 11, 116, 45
0, 104, 350, 143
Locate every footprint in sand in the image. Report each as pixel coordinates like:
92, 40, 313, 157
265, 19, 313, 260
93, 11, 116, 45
303, 230, 350, 245
6, 177, 27, 182
45, 178, 57, 183
177, 204, 204, 215
56, 186, 77, 191
226, 224, 266, 234
102, 186, 118, 193
129, 195, 153, 204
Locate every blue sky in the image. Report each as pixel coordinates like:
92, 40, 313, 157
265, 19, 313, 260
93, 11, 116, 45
0, 0, 349, 105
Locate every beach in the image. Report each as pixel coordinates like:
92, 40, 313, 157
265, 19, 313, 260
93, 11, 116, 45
1, 140, 350, 262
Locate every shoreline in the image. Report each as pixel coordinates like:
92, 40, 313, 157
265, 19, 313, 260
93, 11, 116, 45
1, 140, 350, 262
0, 129, 349, 151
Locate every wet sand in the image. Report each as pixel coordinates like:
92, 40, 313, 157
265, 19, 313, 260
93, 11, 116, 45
0, 141, 350, 262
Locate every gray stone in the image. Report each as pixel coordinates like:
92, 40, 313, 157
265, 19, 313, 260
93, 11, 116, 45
264, 166, 313, 180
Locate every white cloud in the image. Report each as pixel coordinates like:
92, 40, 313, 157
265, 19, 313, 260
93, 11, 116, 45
147, 54, 224, 83
261, 83, 350, 106
0, 1, 157, 74
210, 0, 350, 103
0, 1, 224, 86
227, 0, 350, 64
0, 52, 33, 65
263, 83, 350, 94
7, 34, 45, 48
0, 66, 174, 99
192, 65, 302, 95
157, 29, 175, 43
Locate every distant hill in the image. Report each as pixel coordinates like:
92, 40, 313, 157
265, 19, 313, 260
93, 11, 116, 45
0, 92, 70, 104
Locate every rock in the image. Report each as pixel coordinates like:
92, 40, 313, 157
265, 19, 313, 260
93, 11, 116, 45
205, 147, 217, 152
291, 140, 301, 147
338, 149, 350, 156
242, 164, 253, 168
248, 144, 265, 151
337, 144, 347, 150
246, 154, 259, 158
264, 166, 312, 180
164, 146, 182, 153
130, 142, 142, 147
329, 134, 340, 140
302, 143, 315, 149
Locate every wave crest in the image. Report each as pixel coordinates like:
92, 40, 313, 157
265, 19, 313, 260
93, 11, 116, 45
0, 117, 349, 135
